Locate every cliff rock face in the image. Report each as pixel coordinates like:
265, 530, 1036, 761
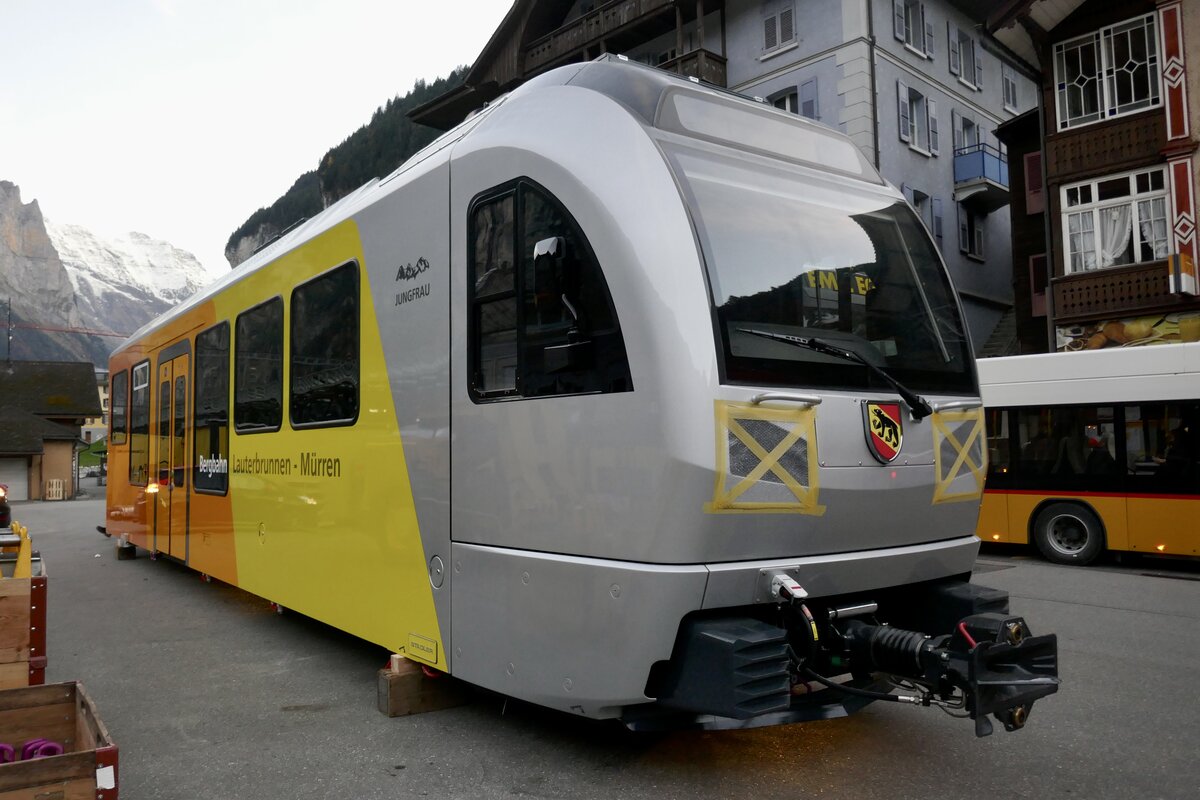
0, 180, 212, 365
224, 221, 277, 268
0, 180, 101, 361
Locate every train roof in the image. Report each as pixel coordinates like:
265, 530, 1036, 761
115, 56, 886, 356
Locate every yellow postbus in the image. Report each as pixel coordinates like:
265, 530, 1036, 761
977, 341, 1200, 564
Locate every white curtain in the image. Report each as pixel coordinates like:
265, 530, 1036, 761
1138, 198, 1170, 260
1098, 205, 1132, 267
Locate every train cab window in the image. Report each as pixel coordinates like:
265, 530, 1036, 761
110, 370, 128, 445
235, 298, 283, 432
129, 361, 150, 485
468, 180, 632, 401
290, 262, 359, 427
194, 323, 229, 494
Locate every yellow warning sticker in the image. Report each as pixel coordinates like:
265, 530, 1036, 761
705, 400, 825, 515
932, 408, 987, 504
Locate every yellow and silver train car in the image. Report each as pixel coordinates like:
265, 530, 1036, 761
105, 58, 1057, 736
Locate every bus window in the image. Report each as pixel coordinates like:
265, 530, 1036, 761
194, 323, 229, 494
1126, 402, 1200, 492
235, 298, 283, 432
986, 408, 1010, 480
110, 370, 128, 445
129, 361, 150, 485
1016, 406, 1118, 484
468, 180, 632, 400
290, 262, 359, 427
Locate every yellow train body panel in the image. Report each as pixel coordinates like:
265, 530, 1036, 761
106, 221, 443, 667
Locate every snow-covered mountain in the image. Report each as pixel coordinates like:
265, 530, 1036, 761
44, 220, 213, 338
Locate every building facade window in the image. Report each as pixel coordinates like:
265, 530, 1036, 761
1062, 167, 1170, 272
949, 23, 983, 89
763, 4, 795, 52
1002, 63, 1019, 111
893, 0, 933, 57
958, 204, 985, 259
1054, 14, 1161, 131
897, 80, 938, 155
772, 91, 798, 114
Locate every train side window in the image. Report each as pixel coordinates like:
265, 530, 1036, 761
129, 361, 150, 485
471, 193, 518, 394
110, 370, 128, 445
468, 180, 632, 401
290, 262, 359, 427
235, 297, 283, 432
194, 323, 229, 494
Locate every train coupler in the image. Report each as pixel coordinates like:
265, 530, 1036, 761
838, 613, 1059, 737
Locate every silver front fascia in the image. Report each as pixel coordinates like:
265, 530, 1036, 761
451, 543, 709, 718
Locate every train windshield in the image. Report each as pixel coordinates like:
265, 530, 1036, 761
666, 144, 975, 394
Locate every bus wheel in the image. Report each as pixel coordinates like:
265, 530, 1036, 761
1033, 503, 1104, 565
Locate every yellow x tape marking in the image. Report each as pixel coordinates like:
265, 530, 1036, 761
706, 401, 825, 515
932, 408, 987, 504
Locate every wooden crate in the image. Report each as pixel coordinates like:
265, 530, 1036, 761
0, 557, 46, 689
0, 682, 118, 800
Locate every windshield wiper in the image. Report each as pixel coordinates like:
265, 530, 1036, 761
737, 329, 934, 420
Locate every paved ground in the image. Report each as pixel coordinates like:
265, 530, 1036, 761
9, 493, 1200, 799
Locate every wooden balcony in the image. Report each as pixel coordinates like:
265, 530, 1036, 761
524, 0, 676, 74
1045, 113, 1167, 184
660, 49, 727, 86
1051, 261, 1176, 323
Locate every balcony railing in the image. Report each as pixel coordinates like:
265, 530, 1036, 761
660, 49, 727, 86
1051, 261, 1174, 323
524, 0, 675, 74
953, 143, 1009, 212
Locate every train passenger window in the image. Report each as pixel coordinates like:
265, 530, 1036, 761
290, 262, 359, 427
129, 361, 150, 485
194, 323, 229, 494
235, 298, 283, 432
158, 380, 172, 484
110, 370, 128, 445
468, 180, 632, 401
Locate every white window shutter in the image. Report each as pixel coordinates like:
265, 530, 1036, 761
958, 205, 969, 253
932, 198, 944, 239
922, 5, 934, 55
780, 7, 794, 44
894, 0, 906, 41
928, 100, 939, 155
974, 43, 983, 88
764, 15, 777, 50
948, 23, 960, 75
898, 80, 911, 142
902, 183, 914, 205
951, 108, 962, 152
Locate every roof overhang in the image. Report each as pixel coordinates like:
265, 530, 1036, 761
986, 0, 1088, 69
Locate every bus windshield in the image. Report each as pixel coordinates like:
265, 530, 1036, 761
666, 145, 975, 394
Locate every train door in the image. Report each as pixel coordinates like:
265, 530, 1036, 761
153, 354, 190, 560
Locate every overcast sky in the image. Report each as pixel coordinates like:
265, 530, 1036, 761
0, 0, 511, 280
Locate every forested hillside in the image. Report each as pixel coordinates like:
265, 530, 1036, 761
225, 67, 467, 266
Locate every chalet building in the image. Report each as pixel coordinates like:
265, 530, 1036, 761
0, 360, 101, 500
989, 0, 1200, 353
412, 0, 1038, 353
